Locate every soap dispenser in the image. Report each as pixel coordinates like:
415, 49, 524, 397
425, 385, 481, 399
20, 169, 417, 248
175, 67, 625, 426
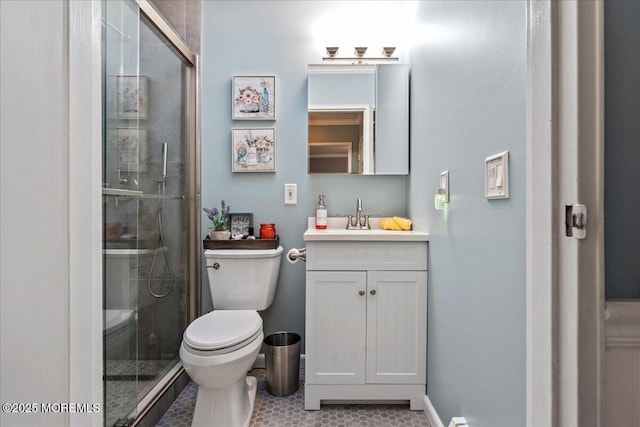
315, 194, 327, 229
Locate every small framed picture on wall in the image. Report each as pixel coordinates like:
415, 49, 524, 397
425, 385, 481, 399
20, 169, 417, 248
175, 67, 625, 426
116, 75, 149, 119
232, 128, 276, 172
116, 128, 148, 172
232, 76, 275, 120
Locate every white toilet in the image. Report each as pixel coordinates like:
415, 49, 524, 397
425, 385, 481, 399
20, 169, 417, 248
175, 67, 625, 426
180, 246, 284, 427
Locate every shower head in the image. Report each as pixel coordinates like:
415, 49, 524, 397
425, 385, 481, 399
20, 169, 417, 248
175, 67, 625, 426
161, 143, 168, 181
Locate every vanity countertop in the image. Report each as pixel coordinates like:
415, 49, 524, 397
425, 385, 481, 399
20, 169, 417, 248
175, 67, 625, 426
303, 217, 429, 242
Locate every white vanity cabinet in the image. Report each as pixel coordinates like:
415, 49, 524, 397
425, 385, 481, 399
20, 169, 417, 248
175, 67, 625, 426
303, 239, 428, 410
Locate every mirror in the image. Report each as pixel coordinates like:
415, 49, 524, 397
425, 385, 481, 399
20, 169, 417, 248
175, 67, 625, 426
307, 64, 409, 175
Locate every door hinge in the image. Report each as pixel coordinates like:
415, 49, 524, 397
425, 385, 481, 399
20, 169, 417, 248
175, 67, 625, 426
565, 204, 587, 239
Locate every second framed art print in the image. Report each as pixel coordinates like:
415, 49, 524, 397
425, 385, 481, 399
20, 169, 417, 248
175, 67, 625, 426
232, 128, 276, 172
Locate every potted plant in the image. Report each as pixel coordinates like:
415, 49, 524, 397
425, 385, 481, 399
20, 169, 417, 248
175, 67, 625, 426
203, 200, 231, 240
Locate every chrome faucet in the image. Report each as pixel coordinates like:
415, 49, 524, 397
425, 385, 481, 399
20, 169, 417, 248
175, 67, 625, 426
115, 170, 139, 206
346, 197, 371, 230
118, 170, 139, 190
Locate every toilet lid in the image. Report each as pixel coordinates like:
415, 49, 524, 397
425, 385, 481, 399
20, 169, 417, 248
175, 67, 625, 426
183, 310, 262, 351
103, 309, 135, 335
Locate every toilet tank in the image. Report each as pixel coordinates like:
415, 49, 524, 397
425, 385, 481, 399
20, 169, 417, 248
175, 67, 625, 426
104, 248, 155, 310
204, 246, 283, 310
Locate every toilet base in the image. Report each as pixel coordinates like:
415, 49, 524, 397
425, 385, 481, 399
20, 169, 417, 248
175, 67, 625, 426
191, 376, 257, 427
243, 376, 258, 427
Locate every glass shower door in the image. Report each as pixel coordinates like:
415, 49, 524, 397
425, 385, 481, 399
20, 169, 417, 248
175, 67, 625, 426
103, 1, 140, 426
102, 1, 192, 425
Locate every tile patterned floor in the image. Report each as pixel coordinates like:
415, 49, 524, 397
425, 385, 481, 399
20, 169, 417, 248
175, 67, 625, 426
105, 359, 177, 427
156, 369, 431, 426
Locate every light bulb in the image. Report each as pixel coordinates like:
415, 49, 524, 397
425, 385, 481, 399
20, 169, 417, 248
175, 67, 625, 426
434, 188, 446, 210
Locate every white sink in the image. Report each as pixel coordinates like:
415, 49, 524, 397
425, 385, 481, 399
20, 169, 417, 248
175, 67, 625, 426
303, 217, 429, 242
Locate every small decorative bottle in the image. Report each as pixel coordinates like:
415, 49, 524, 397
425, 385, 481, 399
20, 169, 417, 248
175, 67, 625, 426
315, 194, 328, 230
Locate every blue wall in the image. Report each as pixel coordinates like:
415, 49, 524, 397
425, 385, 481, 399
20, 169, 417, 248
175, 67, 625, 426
407, 1, 526, 425
201, 1, 408, 348
202, 2, 527, 424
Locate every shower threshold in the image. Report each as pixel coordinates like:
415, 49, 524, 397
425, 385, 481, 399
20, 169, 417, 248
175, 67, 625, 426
105, 360, 182, 427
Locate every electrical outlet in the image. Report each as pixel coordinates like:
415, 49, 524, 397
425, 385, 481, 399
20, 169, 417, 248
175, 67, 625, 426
284, 183, 297, 205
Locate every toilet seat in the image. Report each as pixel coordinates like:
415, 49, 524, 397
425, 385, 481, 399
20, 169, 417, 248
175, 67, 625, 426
183, 310, 262, 353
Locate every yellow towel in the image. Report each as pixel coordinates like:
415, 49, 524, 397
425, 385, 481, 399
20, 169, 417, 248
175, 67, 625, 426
393, 216, 413, 230
380, 217, 402, 230
380, 217, 412, 231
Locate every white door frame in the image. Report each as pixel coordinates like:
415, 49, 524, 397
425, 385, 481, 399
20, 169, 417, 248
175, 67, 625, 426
68, 1, 103, 425
68, 1, 609, 425
526, 1, 605, 426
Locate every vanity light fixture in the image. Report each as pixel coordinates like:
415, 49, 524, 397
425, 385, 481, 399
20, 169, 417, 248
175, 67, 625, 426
382, 47, 396, 57
354, 46, 368, 57
325, 47, 339, 57
322, 45, 399, 62
434, 170, 449, 210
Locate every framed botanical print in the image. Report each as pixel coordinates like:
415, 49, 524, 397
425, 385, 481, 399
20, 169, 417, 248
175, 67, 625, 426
117, 75, 148, 119
116, 128, 148, 172
232, 76, 275, 120
232, 128, 276, 172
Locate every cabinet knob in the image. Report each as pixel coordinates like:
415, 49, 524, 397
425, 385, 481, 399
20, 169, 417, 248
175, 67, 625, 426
358, 290, 365, 296
370, 289, 376, 295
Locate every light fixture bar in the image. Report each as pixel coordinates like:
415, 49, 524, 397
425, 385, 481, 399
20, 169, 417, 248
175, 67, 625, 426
323, 46, 398, 62
322, 57, 399, 62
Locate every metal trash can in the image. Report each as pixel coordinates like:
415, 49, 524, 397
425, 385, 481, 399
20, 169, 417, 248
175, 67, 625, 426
264, 332, 301, 397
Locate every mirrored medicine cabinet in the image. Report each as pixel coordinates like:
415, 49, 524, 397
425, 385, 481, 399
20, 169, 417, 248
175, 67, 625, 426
307, 63, 409, 175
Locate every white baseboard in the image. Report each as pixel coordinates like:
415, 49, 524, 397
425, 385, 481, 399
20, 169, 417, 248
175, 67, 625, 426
424, 395, 446, 427
604, 302, 640, 426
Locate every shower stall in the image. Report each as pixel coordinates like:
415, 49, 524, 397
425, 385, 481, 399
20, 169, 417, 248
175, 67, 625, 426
101, 1, 199, 425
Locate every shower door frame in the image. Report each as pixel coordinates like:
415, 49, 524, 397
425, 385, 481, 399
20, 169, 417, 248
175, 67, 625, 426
138, 0, 200, 331
100, 0, 201, 423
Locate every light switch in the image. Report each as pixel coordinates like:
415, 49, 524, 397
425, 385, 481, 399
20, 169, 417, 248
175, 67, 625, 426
496, 164, 504, 187
485, 151, 509, 199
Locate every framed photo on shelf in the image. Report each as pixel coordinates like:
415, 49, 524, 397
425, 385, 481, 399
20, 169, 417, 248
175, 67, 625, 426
117, 75, 148, 119
229, 213, 254, 236
116, 128, 148, 172
232, 75, 275, 120
232, 128, 276, 173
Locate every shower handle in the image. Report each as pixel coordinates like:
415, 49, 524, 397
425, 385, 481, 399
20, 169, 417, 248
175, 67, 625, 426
161, 142, 168, 180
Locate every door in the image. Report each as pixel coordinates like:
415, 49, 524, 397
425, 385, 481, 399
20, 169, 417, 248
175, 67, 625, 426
603, 1, 640, 425
527, 1, 605, 425
366, 271, 427, 384
305, 271, 367, 384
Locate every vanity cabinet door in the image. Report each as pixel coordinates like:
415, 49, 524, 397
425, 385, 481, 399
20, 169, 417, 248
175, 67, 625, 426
306, 271, 367, 385
366, 271, 427, 384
